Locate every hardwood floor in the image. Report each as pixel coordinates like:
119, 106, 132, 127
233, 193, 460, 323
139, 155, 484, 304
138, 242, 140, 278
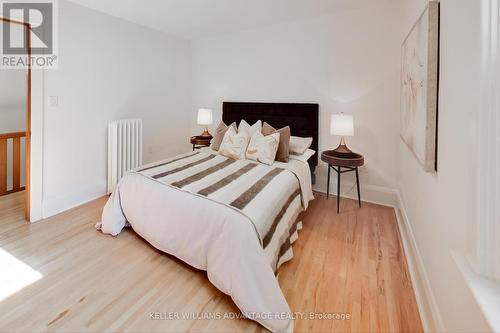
0, 191, 422, 332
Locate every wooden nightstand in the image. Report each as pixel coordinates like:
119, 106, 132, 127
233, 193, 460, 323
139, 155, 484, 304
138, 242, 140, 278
321, 150, 365, 214
190, 136, 212, 151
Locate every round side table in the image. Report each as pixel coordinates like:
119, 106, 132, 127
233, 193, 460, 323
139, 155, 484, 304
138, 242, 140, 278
190, 136, 212, 151
321, 150, 365, 214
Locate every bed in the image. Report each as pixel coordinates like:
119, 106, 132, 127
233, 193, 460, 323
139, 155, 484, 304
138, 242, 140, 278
222, 102, 319, 183
98, 102, 319, 332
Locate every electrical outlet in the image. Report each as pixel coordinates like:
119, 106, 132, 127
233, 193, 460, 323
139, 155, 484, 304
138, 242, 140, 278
148, 146, 153, 154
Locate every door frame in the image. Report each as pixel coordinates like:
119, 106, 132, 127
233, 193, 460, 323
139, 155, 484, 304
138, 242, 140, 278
0, 17, 31, 221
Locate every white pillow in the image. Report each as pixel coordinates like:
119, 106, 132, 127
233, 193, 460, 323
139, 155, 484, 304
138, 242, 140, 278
238, 120, 262, 136
219, 126, 250, 160
288, 149, 316, 163
246, 132, 280, 165
289, 136, 313, 155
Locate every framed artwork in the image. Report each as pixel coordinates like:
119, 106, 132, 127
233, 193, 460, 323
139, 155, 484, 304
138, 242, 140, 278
401, 1, 440, 172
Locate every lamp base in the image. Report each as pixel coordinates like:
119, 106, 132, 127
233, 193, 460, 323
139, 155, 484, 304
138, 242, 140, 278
332, 136, 353, 157
333, 144, 353, 157
199, 129, 213, 139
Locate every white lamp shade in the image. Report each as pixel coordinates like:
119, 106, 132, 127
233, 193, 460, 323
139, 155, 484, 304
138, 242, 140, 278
197, 108, 213, 125
330, 113, 354, 136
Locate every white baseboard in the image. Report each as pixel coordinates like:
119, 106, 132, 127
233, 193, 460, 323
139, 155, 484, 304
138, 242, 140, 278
313, 181, 398, 208
40, 182, 106, 220
394, 192, 445, 332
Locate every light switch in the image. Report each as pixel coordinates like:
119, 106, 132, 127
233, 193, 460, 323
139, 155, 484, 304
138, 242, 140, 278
49, 96, 59, 107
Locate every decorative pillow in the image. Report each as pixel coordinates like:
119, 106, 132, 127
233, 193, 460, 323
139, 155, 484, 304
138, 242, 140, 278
211, 121, 237, 151
246, 132, 280, 165
289, 136, 313, 155
218, 126, 250, 160
262, 122, 291, 162
238, 120, 262, 137
288, 149, 316, 163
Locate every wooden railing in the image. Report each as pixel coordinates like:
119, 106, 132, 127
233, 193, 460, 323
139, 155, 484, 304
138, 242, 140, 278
0, 131, 26, 196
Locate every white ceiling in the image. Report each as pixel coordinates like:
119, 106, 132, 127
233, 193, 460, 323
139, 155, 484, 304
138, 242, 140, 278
69, 0, 372, 39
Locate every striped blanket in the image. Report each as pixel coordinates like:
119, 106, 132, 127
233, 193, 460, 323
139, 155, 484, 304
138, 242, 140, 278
137, 151, 304, 271
98, 150, 314, 332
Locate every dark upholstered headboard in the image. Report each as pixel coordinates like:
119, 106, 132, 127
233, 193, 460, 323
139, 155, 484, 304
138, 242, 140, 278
222, 102, 319, 182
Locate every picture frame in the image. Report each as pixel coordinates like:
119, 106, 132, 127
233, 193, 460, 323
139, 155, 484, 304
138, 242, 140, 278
400, 1, 440, 172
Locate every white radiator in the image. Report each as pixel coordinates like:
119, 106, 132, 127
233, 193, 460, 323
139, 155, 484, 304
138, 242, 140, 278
107, 119, 143, 194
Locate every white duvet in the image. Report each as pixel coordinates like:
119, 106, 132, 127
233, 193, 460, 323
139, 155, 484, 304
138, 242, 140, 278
98, 150, 314, 332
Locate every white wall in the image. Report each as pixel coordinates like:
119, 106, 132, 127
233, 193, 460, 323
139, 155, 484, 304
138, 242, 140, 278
40, 0, 192, 217
0, 22, 27, 191
0, 69, 26, 133
191, 1, 401, 205
397, 0, 490, 331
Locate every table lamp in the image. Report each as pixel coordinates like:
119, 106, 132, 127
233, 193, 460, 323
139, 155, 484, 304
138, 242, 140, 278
330, 112, 354, 156
197, 108, 213, 138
